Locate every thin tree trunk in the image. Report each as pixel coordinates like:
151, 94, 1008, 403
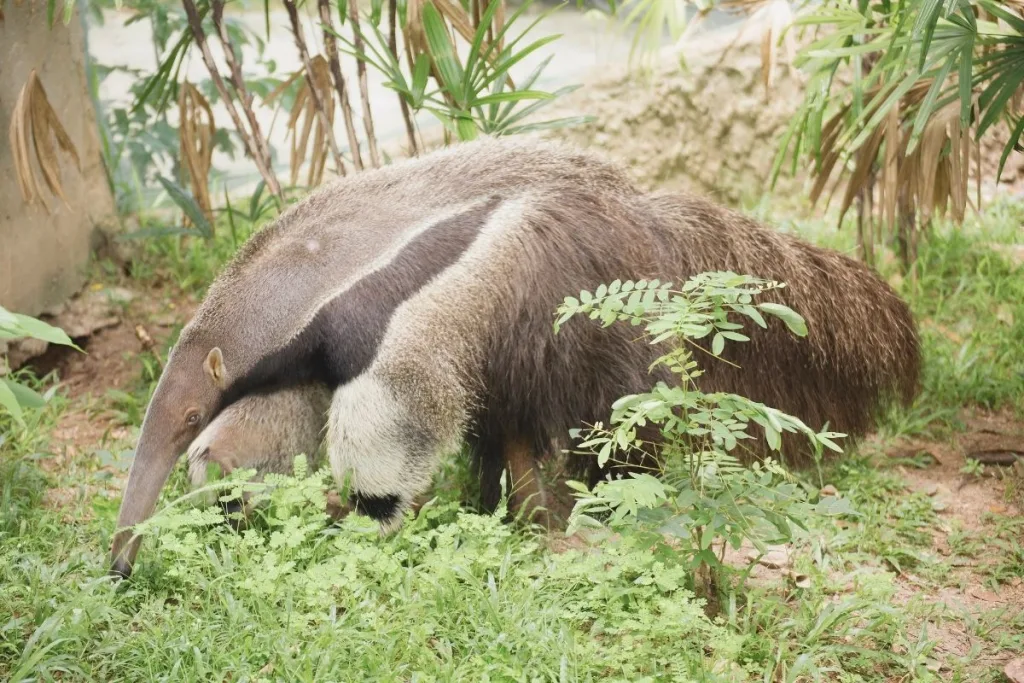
348, 0, 381, 167
389, 0, 419, 157
319, 0, 365, 171
181, 0, 282, 200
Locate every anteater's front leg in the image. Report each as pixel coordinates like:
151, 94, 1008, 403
326, 359, 468, 533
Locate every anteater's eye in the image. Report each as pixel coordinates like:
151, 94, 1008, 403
185, 412, 201, 427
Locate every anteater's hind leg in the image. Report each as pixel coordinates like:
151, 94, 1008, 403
473, 431, 554, 527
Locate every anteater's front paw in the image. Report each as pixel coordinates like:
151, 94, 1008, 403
351, 492, 406, 534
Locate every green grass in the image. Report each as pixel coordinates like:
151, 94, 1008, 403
2, 200, 1023, 681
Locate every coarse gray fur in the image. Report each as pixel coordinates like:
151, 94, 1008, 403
109, 136, 919, 577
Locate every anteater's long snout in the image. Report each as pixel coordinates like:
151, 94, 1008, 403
109, 430, 182, 579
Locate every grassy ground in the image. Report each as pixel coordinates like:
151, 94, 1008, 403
1, 195, 1022, 681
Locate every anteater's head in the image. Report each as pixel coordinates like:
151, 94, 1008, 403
109, 337, 232, 579
185, 383, 330, 508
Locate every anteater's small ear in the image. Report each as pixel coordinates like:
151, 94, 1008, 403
204, 347, 227, 388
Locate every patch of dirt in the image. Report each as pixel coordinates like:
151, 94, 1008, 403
27, 281, 197, 484
30, 285, 197, 402
891, 412, 1023, 528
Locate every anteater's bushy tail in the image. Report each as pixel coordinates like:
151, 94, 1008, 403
641, 191, 921, 462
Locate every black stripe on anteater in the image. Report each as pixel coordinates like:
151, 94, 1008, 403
216, 196, 503, 415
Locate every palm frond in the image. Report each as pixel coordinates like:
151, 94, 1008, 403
8, 70, 82, 214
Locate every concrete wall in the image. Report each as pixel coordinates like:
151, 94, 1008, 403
0, 0, 119, 317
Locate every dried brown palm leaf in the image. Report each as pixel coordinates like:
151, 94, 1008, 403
182, 0, 283, 201
899, 99, 974, 227
836, 119, 886, 228
8, 70, 81, 214
808, 106, 849, 206
268, 56, 338, 187
810, 74, 981, 268
881, 101, 900, 235
283, 0, 345, 178
178, 81, 216, 226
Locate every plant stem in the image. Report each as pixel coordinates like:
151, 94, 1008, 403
318, 0, 365, 171
348, 0, 381, 168
389, 0, 419, 157
181, 0, 282, 201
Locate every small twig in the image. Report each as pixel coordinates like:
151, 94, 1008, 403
348, 0, 382, 167
181, 0, 282, 201
209, 0, 283, 200
319, 0, 364, 171
134, 325, 163, 369
967, 451, 1023, 466
390, 0, 419, 157
283, 0, 346, 178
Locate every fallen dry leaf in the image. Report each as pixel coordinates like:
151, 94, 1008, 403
9, 69, 81, 213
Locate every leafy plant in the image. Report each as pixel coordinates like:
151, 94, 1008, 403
0, 307, 79, 427
774, 0, 1024, 269
554, 272, 852, 599
337, 0, 589, 142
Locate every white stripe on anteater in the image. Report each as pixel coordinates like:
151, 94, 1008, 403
327, 195, 533, 526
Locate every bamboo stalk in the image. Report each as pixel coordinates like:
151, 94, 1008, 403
211, 0, 282, 193
318, 0, 365, 171
389, 0, 419, 156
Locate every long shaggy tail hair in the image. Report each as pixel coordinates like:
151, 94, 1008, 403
469, 177, 919, 499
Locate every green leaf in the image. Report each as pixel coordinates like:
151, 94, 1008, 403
1, 378, 46, 410
712, 333, 725, 357
909, 57, 954, 151
7, 313, 78, 348
764, 423, 781, 451
249, 180, 267, 220
758, 303, 808, 337
456, 116, 478, 141
815, 495, 856, 517
0, 379, 25, 426
997, 114, 1024, 183
472, 90, 553, 107
411, 54, 431, 106
958, 40, 974, 127
913, 0, 944, 72
157, 176, 213, 238
422, 2, 465, 105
